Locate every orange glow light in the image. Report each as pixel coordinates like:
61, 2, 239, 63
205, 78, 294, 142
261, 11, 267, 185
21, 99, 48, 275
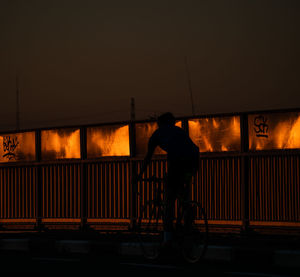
41, 128, 80, 159
0, 132, 36, 162
87, 125, 130, 157
188, 116, 241, 152
249, 112, 300, 150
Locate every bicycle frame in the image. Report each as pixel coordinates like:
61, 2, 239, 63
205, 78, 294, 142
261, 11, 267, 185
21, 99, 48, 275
137, 175, 203, 231
134, 174, 209, 262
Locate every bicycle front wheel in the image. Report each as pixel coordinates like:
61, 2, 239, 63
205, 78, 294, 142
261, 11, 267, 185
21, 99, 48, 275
137, 201, 164, 260
181, 203, 208, 263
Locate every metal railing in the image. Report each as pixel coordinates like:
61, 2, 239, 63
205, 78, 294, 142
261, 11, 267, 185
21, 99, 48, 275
0, 108, 299, 233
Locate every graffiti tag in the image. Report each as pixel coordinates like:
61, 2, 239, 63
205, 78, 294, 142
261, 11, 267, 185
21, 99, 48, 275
254, 115, 269, 138
2, 136, 19, 160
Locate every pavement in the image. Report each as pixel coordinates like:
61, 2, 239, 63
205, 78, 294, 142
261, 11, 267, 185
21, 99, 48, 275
0, 229, 300, 275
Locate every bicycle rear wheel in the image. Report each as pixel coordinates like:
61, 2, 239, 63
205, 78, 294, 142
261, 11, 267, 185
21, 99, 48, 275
181, 203, 208, 263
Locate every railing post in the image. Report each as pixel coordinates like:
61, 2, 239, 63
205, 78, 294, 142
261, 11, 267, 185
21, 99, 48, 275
35, 130, 43, 231
129, 120, 137, 228
240, 113, 250, 233
80, 127, 87, 230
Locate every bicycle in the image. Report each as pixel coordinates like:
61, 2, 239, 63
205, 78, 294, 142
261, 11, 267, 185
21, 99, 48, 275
133, 175, 209, 263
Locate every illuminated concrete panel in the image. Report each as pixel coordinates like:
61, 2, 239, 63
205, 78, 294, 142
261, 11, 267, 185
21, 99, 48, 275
0, 132, 36, 162
188, 116, 241, 152
249, 112, 300, 150
41, 128, 80, 160
87, 124, 130, 157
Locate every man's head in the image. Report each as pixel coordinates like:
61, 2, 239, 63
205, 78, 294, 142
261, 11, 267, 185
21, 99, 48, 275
157, 112, 175, 128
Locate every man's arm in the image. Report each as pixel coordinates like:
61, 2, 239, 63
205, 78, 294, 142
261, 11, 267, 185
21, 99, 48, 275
137, 134, 157, 179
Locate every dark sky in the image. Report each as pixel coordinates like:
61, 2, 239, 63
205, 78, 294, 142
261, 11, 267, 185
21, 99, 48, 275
1, 0, 300, 131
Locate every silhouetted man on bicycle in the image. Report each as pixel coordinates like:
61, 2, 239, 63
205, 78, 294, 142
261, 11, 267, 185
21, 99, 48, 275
139, 112, 199, 244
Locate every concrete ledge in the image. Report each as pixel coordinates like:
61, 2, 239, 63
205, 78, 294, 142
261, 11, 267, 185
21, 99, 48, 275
274, 250, 300, 268
0, 238, 300, 269
119, 242, 143, 256
205, 246, 232, 262
0, 239, 29, 251
118, 242, 233, 262
56, 240, 90, 254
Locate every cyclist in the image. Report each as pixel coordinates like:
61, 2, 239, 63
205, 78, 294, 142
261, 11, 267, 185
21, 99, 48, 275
138, 112, 199, 245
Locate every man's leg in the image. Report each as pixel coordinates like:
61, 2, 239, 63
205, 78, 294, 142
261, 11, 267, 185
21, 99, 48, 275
164, 183, 176, 243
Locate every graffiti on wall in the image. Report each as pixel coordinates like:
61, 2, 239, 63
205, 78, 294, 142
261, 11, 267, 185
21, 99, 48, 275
254, 115, 269, 138
2, 135, 19, 160
249, 112, 300, 150
0, 132, 35, 162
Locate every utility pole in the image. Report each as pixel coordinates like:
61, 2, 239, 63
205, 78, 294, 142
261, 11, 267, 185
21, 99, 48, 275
129, 97, 137, 228
185, 56, 195, 116
16, 75, 20, 130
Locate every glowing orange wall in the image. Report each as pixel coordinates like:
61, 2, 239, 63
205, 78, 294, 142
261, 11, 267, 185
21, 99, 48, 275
0, 132, 36, 162
249, 112, 300, 150
188, 116, 241, 152
87, 125, 130, 157
41, 128, 81, 160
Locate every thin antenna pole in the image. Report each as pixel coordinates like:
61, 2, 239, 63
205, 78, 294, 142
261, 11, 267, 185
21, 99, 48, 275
130, 97, 135, 121
16, 75, 20, 130
185, 56, 195, 116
